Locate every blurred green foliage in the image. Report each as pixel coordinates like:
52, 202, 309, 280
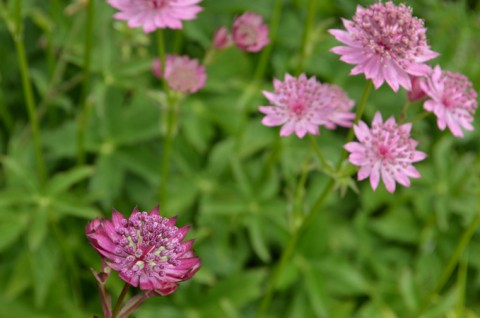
1, 0, 480, 317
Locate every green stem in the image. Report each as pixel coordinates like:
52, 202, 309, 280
308, 134, 328, 170
398, 100, 411, 124
157, 29, 166, 80
111, 283, 131, 318
77, 0, 95, 165
13, 0, 46, 184
455, 249, 468, 318
414, 209, 480, 317
411, 111, 430, 124
338, 80, 372, 167
295, 0, 317, 74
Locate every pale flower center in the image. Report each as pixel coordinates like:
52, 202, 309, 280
150, 0, 169, 8
237, 25, 258, 46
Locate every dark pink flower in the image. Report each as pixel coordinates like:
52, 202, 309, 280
407, 75, 428, 102
86, 207, 200, 295
329, 1, 438, 92
259, 74, 354, 138
232, 12, 269, 52
152, 55, 207, 93
421, 65, 478, 137
344, 112, 426, 193
108, 0, 203, 33
213, 26, 233, 49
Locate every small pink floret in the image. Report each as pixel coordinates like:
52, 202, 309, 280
259, 74, 355, 138
152, 55, 207, 94
86, 206, 201, 295
232, 12, 270, 52
329, 1, 438, 92
213, 26, 233, 49
420, 65, 478, 138
344, 112, 426, 193
107, 0, 203, 33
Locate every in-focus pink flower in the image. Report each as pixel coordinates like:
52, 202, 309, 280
108, 0, 203, 33
407, 75, 428, 102
344, 112, 426, 193
421, 65, 478, 137
329, 1, 438, 92
259, 74, 355, 138
152, 55, 207, 93
213, 26, 233, 49
323, 84, 356, 129
232, 12, 269, 52
86, 207, 201, 295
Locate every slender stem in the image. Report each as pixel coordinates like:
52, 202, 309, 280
292, 151, 312, 228
411, 111, 430, 124
111, 283, 131, 318
295, 0, 317, 74
414, 209, 480, 317
258, 80, 373, 316
455, 249, 468, 318
77, 0, 95, 165
338, 80, 372, 167
157, 29, 166, 80
398, 100, 411, 124
13, 0, 46, 184
308, 134, 328, 170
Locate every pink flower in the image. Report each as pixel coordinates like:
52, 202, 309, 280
86, 207, 200, 295
232, 12, 269, 52
322, 84, 355, 129
152, 55, 207, 93
259, 74, 355, 138
344, 112, 426, 193
421, 65, 478, 137
213, 26, 233, 49
329, 1, 438, 92
107, 0, 203, 33
407, 75, 428, 102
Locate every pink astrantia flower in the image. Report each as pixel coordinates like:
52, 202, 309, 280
86, 207, 200, 295
329, 1, 438, 92
213, 26, 233, 49
232, 12, 270, 52
344, 112, 427, 193
407, 75, 428, 102
152, 55, 207, 93
323, 84, 356, 129
420, 65, 478, 137
108, 0, 203, 33
259, 74, 355, 138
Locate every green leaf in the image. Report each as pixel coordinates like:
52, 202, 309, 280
27, 207, 49, 251
30, 240, 58, 307
0, 212, 28, 252
246, 217, 271, 263
46, 166, 94, 195
303, 263, 329, 317
53, 197, 99, 219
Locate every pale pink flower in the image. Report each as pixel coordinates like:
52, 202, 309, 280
421, 65, 478, 137
323, 84, 355, 129
213, 26, 233, 49
407, 75, 428, 102
344, 112, 426, 193
108, 0, 203, 33
329, 1, 438, 92
259, 74, 354, 138
232, 12, 269, 52
152, 55, 207, 93
86, 207, 200, 295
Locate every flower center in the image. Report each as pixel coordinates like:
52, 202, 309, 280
289, 100, 305, 115
150, 0, 168, 8
237, 25, 258, 45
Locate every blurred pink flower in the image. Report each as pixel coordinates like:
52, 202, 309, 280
407, 75, 428, 102
259, 74, 354, 138
213, 26, 233, 49
421, 65, 478, 137
329, 1, 438, 92
152, 55, 207, 93
232, 12, 269, 52
323, 84, 355, 129
107, 0, 203, 33
86, 207, 200, 295
344, 112, 426, 193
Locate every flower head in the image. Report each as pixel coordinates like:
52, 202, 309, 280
329, 1, 438, 92
407, 75, 428, 102
108, 0, 203, 33
232, 12, 269, 52
259, 74, 355, 138
86, 207, 200, 295
213, 26, 233, 49
421, 65, 478, 137
344, 112, 426, 193
152, 55, 207, 93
